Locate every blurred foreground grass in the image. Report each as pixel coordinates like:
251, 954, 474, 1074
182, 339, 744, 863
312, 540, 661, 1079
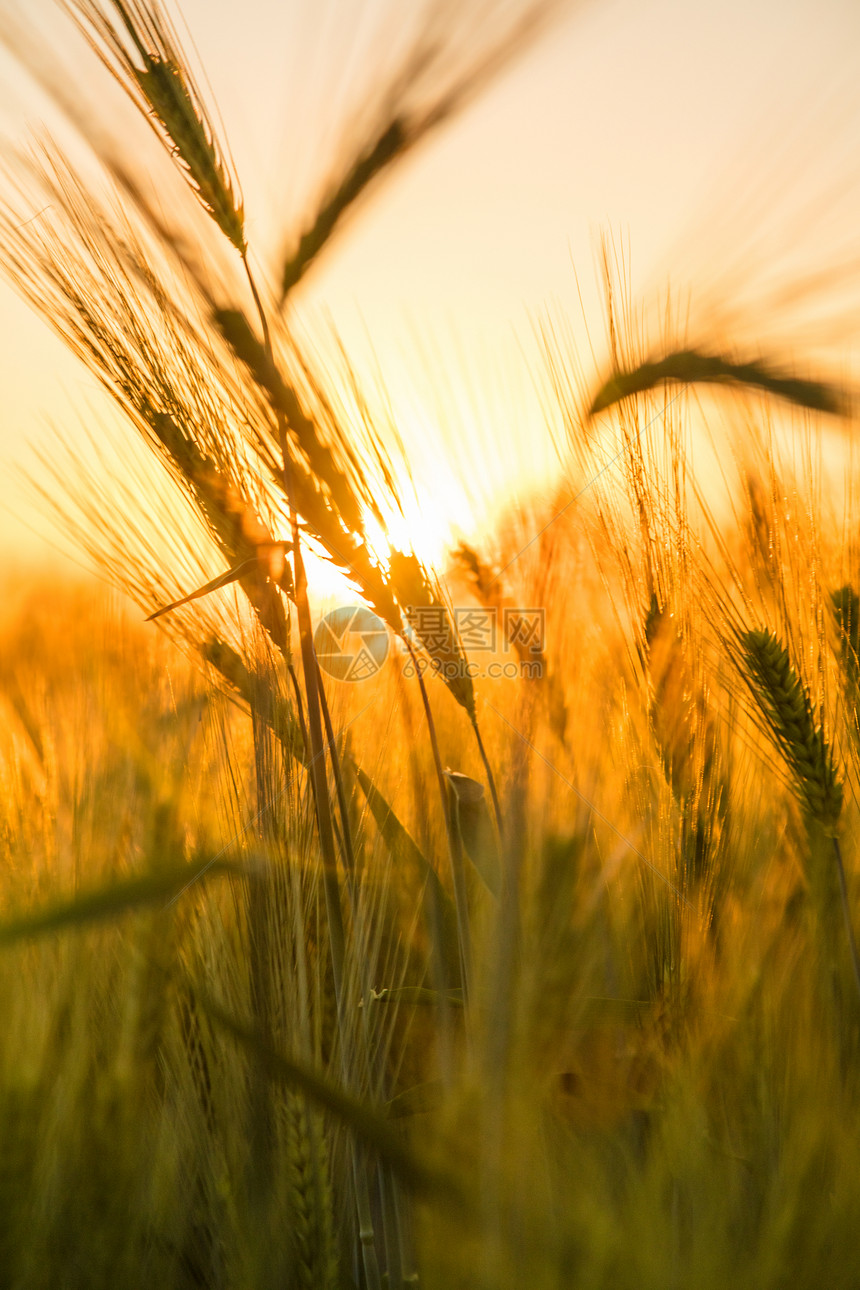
1, 540, 859, 1289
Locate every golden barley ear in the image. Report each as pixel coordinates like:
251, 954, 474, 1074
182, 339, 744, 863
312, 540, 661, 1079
739, 627, 843, 833
451, 541, 499, 607
280, 119, 406, 301
588, 348, 849, 419
643, 595, 727, 894
66, 1, 246, 252
390, 549, 476, 720
201, 639, 306, 766
213, 308, 367, 535
275, 0, 569, 303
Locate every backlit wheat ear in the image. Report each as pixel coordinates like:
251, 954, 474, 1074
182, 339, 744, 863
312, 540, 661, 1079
453, 539, 551, 678
390, 550, 476, 720
210, 310, 409, 639
0, 160, 292, 658
213, 308, 366, 535
275, 0, 569, 303
66, 0, 245, 252
281, 120, 406, 301
588, 347, 849, 419
117, 409, 294, 658
738, 628, 843, 832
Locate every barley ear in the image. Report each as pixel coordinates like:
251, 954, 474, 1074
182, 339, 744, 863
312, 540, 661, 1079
280, 119, 405, 302
284, 1094, 339, 1290
588, 348, 848, 419
738, 628, 843, 833
390, 550, 476, 719
66, 1, 246, 252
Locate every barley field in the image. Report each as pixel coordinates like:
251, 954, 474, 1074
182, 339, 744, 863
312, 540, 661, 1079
1, 2, 860, 1287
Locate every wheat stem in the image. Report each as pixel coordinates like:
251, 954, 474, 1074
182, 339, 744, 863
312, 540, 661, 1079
316, 659, 357, 881
407, 640, 472, 1003
471, 716, 504, 839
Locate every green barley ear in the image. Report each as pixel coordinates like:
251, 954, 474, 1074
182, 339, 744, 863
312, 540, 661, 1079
284, 1094, 339, 1290
201, 639, 306, 767
281, 119, 406, 301
742, 621, 860, 1007
739, 628, 843, 833
588, 348, 848, 419
66, 1, 245, 252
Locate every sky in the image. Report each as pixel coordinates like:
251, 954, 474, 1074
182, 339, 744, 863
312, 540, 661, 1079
0, 0, 859, 588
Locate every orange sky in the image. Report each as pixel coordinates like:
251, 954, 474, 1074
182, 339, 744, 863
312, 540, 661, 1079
1, 0, 859, 585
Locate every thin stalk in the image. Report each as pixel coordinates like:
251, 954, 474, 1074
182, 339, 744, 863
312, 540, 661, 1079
479, 736, 527, 1290
471, 714, 503, 838
293, 553, 347, 990
286, 453, 384, 1290
316, 658, 358, 880
406, 640, 472, 1002
392, 661, 455, 1085
378, 1164, 405, 1290
242, 250, 273, 353
287, 660, 310, 760
318, 659, 403, 1280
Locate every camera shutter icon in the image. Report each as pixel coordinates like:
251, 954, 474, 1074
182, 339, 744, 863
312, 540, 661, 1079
314, 606, 389, 681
